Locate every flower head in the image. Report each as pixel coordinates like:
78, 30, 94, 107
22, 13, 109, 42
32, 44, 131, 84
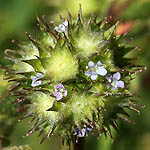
31, 72, 43, 87
74, 125, 92, 137
85, 61, 107, 80
106, 72, 124, 90
3, 7, 144, 145
54, 21, 68, 34
53, 83, 67, 101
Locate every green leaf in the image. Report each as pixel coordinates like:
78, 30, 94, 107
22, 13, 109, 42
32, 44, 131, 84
22, 59, 44, 72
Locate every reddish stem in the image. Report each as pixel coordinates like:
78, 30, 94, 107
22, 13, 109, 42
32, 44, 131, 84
74, 138, 85, 150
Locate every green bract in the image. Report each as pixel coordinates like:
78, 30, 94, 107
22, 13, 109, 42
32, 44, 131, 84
3, 6, 145, 145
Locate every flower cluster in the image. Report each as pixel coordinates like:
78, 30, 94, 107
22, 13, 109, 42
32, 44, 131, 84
106, 72, 124, 90
85, 61, 124, 90
31, 65, 124, 105
3, 7, 144, 147
74, 125, 93, 137
53, 83, 67, 101
31, 72, 43, 87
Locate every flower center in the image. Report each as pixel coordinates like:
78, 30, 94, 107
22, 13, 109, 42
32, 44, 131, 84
91, 65, 98, 73
56, 88, 65, 96
111, 80, 117, 88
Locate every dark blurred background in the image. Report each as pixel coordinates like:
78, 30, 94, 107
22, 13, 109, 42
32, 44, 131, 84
0, 0, 150, 150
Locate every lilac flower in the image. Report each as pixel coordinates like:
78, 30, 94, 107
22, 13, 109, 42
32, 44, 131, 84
53, 83, 67, 101
85, 61, 107, 80
31, 72, 43, 87
54, 21, 68, 34
74, 125, 92, 137
106, 72, 124, 90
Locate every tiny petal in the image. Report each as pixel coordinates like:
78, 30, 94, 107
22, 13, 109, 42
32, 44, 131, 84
56, 95, 63, 101
78, 128, 86, 137
54, 85, 58, 89
36, 72, 43, 79
74, 127, 79, 134
54, 26, 60, 32
96, 61, 102, 66
31, 80, 42, 87
54, 83, 64, 89
54, 21, 68, 33
81, 128, 86, 136
116, 80, 124, 88
54, 25, 65, 33
87, 127, 92, 132
113, 72, 121, 80
111, 86, 118, 90
85, 69, 92, 77
31, 76, 37, 81
63, 90, 67, 97
62, 21, 68, 27
53, 91, 59, 97
77, 133, 82, 137
106, 82, 111, 88
60, 24, 66, 31
88, 61, 95, 68
58, 83, 65, 89
97, 67, 107, 76
106, 75, 112, 82
91, 73, 98, 80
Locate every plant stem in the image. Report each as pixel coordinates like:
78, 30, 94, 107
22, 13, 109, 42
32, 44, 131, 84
74, 138, 85, 150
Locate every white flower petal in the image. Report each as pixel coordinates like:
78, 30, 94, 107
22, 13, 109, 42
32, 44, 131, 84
97, 67, 107, 76
91, 74, 98, 80
96, 61, 102, 66
88, 61, 95, 68
31, 80, 42, 87
106, 75, 112, 82
56, 94, 63, 101
63, 90, 67, 97
87, 127, 92, 132
54, 21, 68, 33
54, 26, 59, 32
36, 72, 43, 79
59, 24, 66, 31
31, 76, 37, 81
78, 128, 86, 137
62, 21, 68, 27
85, 70, 92, 77
113, 72, 121, 80
54, 25, 65, 33
106, 82, 111, 88
111, 86, 118, 90
116, 80, 124, 88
